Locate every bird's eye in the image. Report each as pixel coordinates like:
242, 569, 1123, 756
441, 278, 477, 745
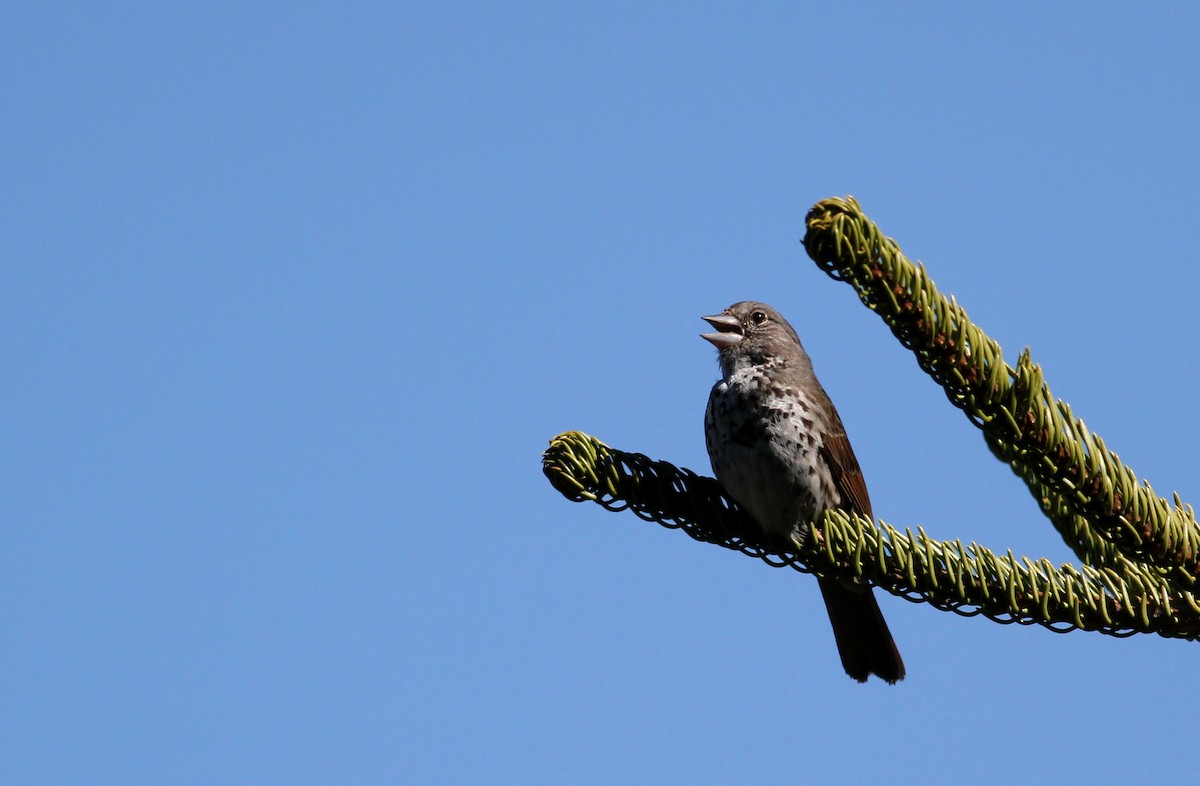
751, 310, 767, 325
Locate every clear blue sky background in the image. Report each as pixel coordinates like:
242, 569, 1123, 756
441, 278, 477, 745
4, 3, 1200, 783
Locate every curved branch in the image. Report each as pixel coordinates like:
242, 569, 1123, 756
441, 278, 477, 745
803, 197, 1200, 585
542, 431, 1200, 639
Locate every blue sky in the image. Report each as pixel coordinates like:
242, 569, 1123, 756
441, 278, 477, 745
5, 3, 1200, 783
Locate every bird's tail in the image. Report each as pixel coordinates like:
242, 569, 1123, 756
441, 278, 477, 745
817, 577, 905, 684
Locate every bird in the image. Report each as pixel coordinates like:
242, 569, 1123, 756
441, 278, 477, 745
701, 300, 904, 684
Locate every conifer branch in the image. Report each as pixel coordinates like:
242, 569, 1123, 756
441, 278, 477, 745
542, 431, 1200, 639
803, 197, 1200, 585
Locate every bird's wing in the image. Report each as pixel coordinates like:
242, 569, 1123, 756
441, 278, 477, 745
820, 428, 874, 521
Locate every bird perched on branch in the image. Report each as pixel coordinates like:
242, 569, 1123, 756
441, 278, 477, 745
702, 301, 904, 684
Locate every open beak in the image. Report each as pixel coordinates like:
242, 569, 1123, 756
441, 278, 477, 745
701, 312, 744, 349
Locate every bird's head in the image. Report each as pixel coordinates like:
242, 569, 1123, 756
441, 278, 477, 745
701, 301, 805, 375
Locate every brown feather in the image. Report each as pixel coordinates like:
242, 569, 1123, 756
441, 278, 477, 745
819, 420, 905, 683
819, 427, 873, 520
